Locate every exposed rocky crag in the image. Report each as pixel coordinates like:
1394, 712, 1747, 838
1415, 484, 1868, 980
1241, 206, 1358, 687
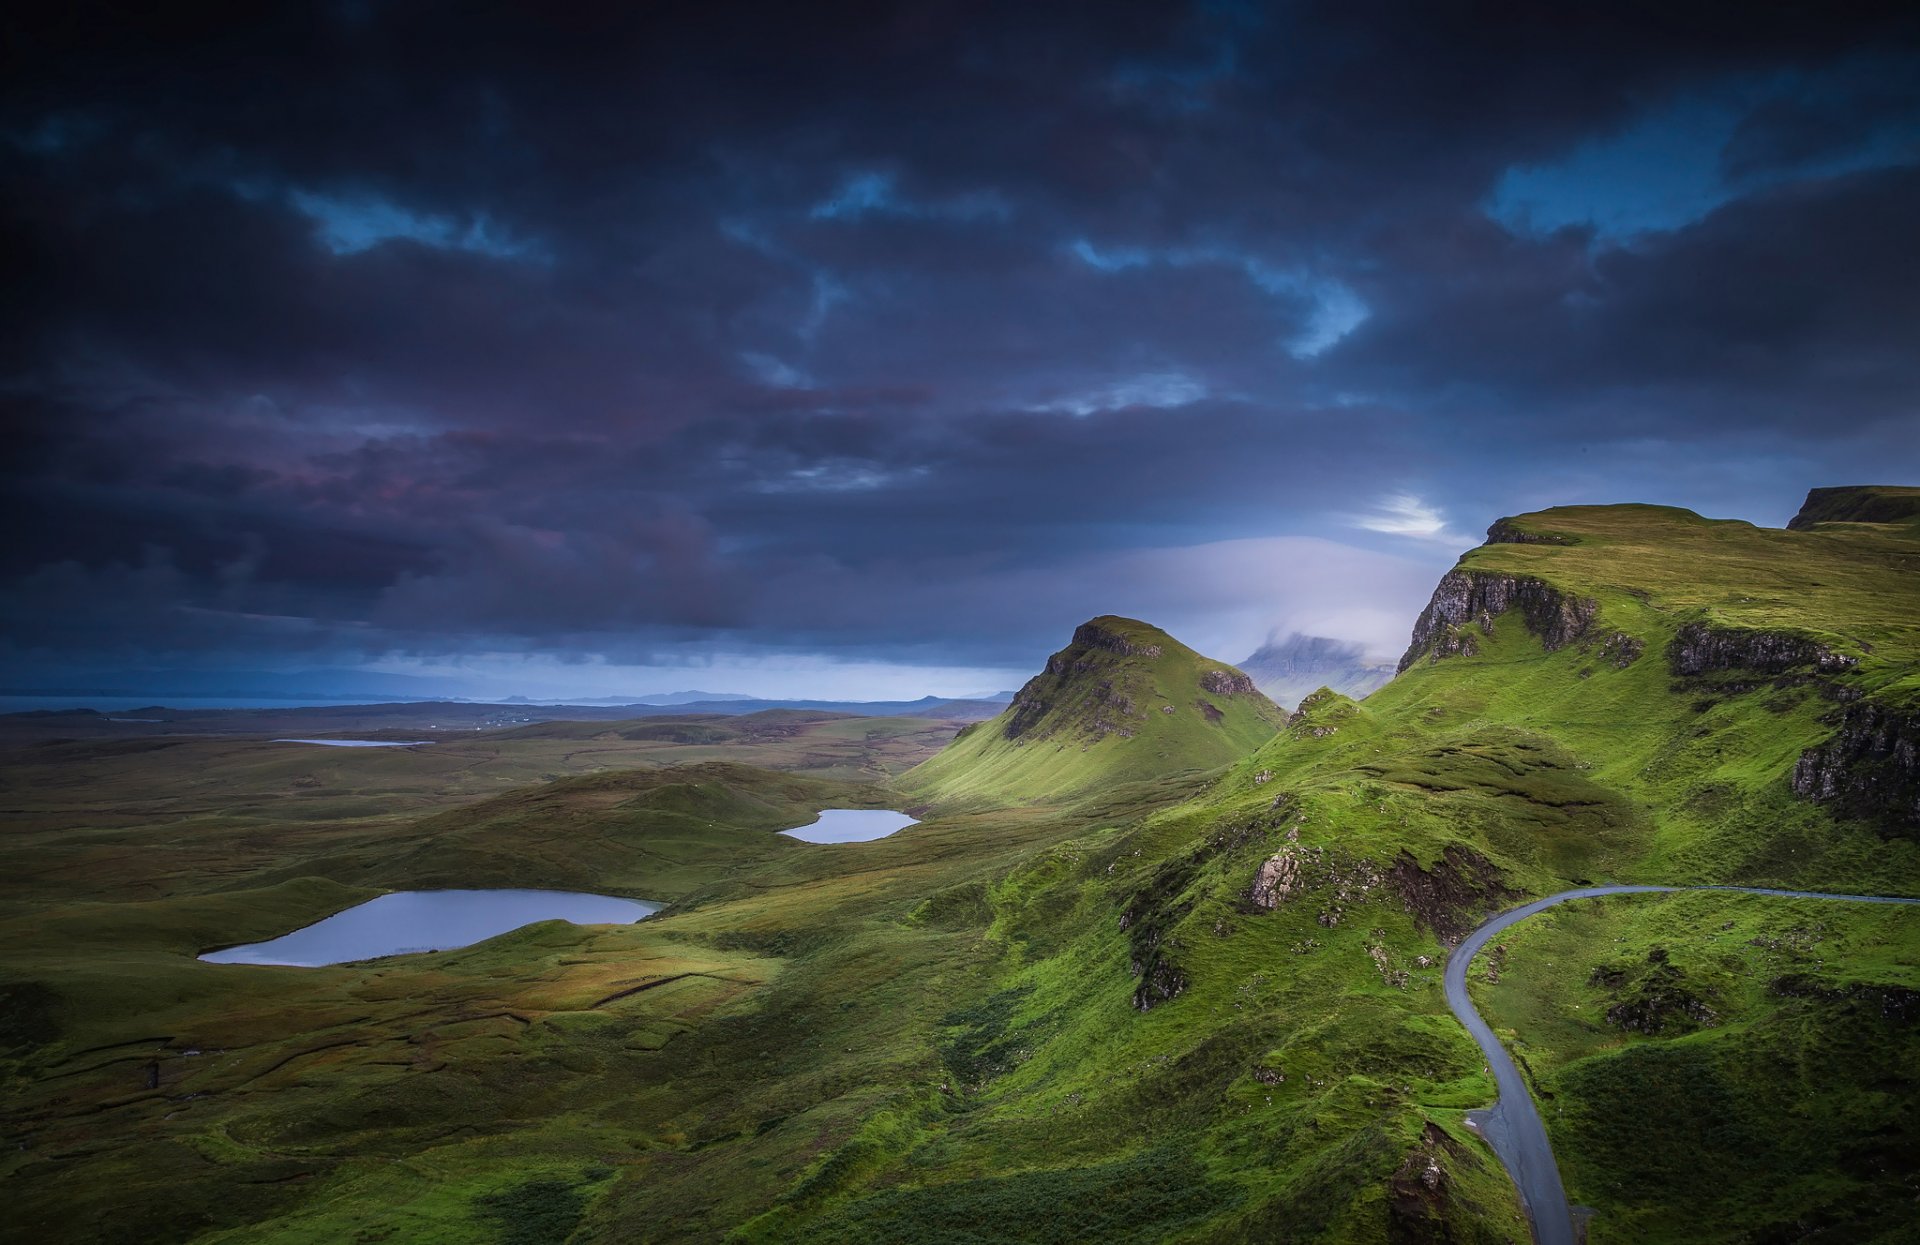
1594, 632, 1644, 669
1199, 668, 1258, 697
1249, 846, 1305, 910
1769, 973, 1920, 1025
1590, 946, 1719, 1036
1786, 484, 1920, 530
1069, 620, 1163, 660
1398, 570, 1598, 673
1387, 847, 1520, 944
1386, 1122, 1489, 1241
1792, 700, 1920, 838
1249, 842, 1515, 946
1123, 816, 1278, 1011
1121, 853, 1202, 1013
1667, 621, 1858, 679
1485, 516, 1577, 546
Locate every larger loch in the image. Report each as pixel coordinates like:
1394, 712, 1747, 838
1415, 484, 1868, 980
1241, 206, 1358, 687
201, 889, 660, 967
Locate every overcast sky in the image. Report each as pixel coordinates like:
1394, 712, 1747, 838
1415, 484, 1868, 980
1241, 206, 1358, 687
5, 3, 1918, 699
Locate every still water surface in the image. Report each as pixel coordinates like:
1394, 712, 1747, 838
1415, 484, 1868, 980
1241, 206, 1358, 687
780, 809, 919, 843
274, 738, 432, 747
201, 889, 660, 966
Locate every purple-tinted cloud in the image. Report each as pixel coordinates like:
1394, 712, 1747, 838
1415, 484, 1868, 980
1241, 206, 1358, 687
2, 2, 1917, 693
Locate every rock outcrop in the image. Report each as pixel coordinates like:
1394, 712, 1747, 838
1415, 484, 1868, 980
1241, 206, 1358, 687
1387, 846, 1519, 944
1485, 516, 1576, 546
1769, 973, 1920, 1024
1121, 853, 1203, 1013
1068, 620, 1163, 660
1249, 846, 1306, 909
1386, 1122, 1482, 1239
1792, 700, 1920, 838
1248, 842, 1513, 946
1786, 484, 1920, 530
1398, 570, 1597, 673
1667, 621, 1858, 679
1199, 668, 1258, 697
1591, 946, 1719, 1035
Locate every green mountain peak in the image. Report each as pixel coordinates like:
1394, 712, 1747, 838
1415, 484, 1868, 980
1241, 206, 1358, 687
906, 615, 1285, 806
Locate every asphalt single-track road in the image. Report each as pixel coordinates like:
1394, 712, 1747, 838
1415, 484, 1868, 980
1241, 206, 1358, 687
1445, 885, 1920, 1244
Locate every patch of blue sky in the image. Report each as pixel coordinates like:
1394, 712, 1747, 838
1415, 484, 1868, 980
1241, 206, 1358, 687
1067, 239, 1368, 357
808, 170, 1011, 223
740, 352, 812, 389
287, 188, 544, 260
1490, 72, 1919, 241
1031, 371, 1208, 417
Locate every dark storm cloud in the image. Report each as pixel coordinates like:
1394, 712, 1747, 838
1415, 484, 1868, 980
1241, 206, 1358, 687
3, 1, 1918, 688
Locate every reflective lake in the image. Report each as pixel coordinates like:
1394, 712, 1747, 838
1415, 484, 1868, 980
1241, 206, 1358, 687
273, 738, 432, 748
200, 889, 661, 966
780, 808, 920, 844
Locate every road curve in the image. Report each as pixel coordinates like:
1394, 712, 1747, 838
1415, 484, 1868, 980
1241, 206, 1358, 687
1444, 884, 1920, 1245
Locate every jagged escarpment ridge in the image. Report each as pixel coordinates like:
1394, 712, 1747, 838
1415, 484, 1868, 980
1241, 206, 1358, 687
1397, 569, 1598, 672
1067, 619, 1164, 660
1786, 484, 1920, 531
1668, 621, 1859, 679
1199, 668, 1258, 697
1484, 516, 1576, 546
1793, 700, 1920, 838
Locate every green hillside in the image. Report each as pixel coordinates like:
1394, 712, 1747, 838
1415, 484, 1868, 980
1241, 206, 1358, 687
809, 485, 1920, 1240
5, 488, 1917, 1243
906, 616, 1288, 807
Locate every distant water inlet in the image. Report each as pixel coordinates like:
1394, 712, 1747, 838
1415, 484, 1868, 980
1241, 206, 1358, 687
780, 809, 920, 843
200, 889, 661, 967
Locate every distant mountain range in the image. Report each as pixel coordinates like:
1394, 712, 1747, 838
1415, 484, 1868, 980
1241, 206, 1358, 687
581, 694, 1011, 719
498, 690, 759, 705
1236, 632, 1396, 709
0, 670, 1014, 716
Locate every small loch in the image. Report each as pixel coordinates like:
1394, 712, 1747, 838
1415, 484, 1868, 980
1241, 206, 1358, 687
780, 809, 920, 844
274, 738, 433, 748
200, 889, 660, 967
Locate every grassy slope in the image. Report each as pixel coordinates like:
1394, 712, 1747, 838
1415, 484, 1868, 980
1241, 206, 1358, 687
762, 494, 1920, 1240
1470, 890, 1919, 1242
906, 616, 1287, 808
6, 492, 1918, 1243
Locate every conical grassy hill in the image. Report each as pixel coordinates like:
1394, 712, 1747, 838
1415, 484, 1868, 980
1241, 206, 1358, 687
907, 615, 1287, 807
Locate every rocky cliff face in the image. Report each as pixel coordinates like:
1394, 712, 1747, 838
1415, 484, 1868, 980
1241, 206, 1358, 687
1397, 569, 1598, 673
1198, 668, 1258, 697
1484, 516, 1576, 546
1667, 621, 1858, 678
1067, 620, 1163, 660
1792, 701, 1920, 838
1786, 484, 1920, 530
1003, 620, 1161, 741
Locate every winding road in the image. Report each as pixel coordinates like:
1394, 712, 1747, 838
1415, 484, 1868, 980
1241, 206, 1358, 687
1444, 884, 1920, 1245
